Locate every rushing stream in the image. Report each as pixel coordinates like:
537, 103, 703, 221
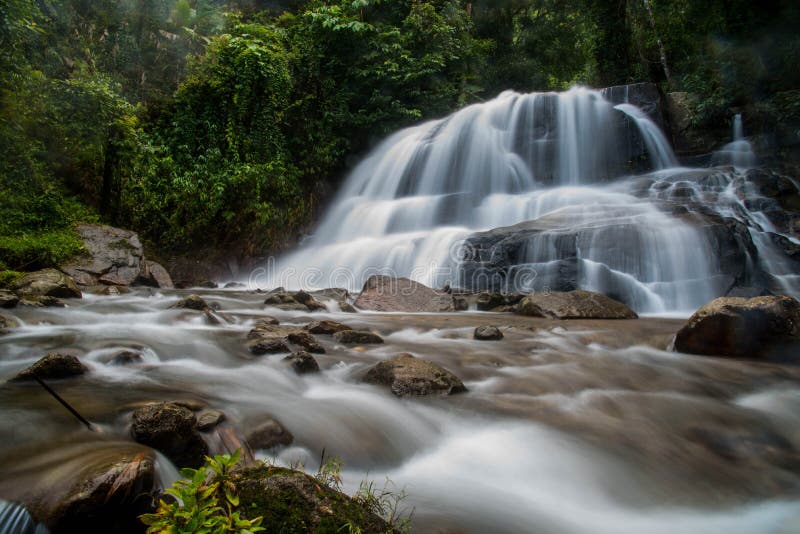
2, 290, 800, 532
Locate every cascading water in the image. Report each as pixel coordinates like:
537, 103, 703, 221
712, 113, 758, 170
270, 87, 797, 313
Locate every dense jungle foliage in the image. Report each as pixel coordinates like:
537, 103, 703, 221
1, 0, 798, 267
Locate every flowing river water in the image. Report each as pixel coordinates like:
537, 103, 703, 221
1, 289, 800, 532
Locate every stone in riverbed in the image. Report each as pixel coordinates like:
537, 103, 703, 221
674, 295, 800, 358
354, 275, 458, 312
136, 260, 174, 289
231, 465, 388, 533
19, 295, 65, 307
283, 351, 320, 374
287, 332, 325, 354
245, 419, 293, 450
363, 353, 467, 397
476, 291, 524, 312
108, 350, 143, 366
249, 338, 291, 355
305, 320, 352, 335
516, 290, 637, 319
12, 269, 81, 299
169, 294, 210, 311
44, 449, 156, 533
0, 289, 19, 308
130, 402, 208, 468
333, 330, 384, 344
474, 325, 503, 340
0, 312, 19, 333
11, 352, 88, 382
197, 409, 226, 431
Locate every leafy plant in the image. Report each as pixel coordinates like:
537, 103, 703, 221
140, 450, 264, 534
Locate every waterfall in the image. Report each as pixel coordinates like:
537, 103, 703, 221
267, 88, 797, 313
711, 113, 757, 170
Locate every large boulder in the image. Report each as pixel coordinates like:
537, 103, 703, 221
231, 465, 388, 533
674, 295, 800, 358
136, 260, 174, 289
11, 353, 88, 382
169, 294, 211, 311
516, 290, 638, 319
354, 275, 457, 312
363, 353, 467, 397
12, 269, 81, 299
45, 450, 155, 533
0, 289, 19, 308
283, 351, 320, 374
60, 224, 144, 286
130, 402, 208, 468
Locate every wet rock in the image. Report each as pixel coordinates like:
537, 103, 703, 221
283, 351, 320, 374
45, 449, 156, 533
196, 409, 226, 431
224, 282, 246, 288
12, 353, 88, 382
516, 290, 638, 319
263, 291, 308, 311
363, 353, 467, 397
253, 316, 280, 327
339, 302, 357, 313
287, 332, 325, 354
231, 465, 388, 533
474, 325, 504, 340
245, 419, 293, 450
60, 224, 144, 286
94, 285, 131, 296
453, 296, 469, 311
169, 294, 210, 311
309, 288, 350, 301
196, 280, 217, 288
203, 310, 232, 325
0, 312, 19, 333
130, 402, 208, 468
354, 275, 458, 312
109, 350, 143, 366
19, 295, 65, 307
686, 426, 799, 468
13, 269, 81, 299
248, 338, 291, 355
305, 320, 352, 335
333, 330, 384, 344
0, 289, 19, 308
674, 295, 800, 358
136, 260, 174, 289
476, 291, 524, 312
726, 286, 773, 298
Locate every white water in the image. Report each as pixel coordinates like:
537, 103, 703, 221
712, 113, 758, 170
268, 88, 795, 313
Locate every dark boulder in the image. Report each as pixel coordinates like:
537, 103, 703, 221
0, 289, 19, 308
19, 295, 66, 307
0, 312, 19, 333
287, 332, 325, 354
130, 402, 208, 468
169, 294, 210, 311
248, 338, 291, 355
196, 409, 226, 432
333, 330, 384, 345
245, 419, 293, 450
283, 351, 320, 375
12, 353, 88, 382
674, 295, 800, 359
474, 325, 504, 340
354, 275, 458, 312
516, 290, 638, 319
13, 269, 81, 299
363, 353, 467, 397
136, 260, 174, 289
305, 320, 352, 335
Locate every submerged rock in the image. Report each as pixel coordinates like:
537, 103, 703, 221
283, 351, 320, 374
12, 353, 88, 382
474, 325, 504, 340
333, 330, 384, 345
245, 419, 293, 450
13, 269, 81, 299
231, 465, 388, 533
354, 275, 457, 312
516, 290, 638, 319
130, 402, 208, 468
0, 312, 19, 333
287, 332, 325, 354
108, 350, 143, 366
363, 353, 467, 397
674, 295, 800, 358
169, 294, 210, 311
196, 409, 226, 432
248, 338, 291, 355
60, 224, 144, 286
305, 320, 352, 335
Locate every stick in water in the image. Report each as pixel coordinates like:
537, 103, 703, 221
33, 375, 98, 432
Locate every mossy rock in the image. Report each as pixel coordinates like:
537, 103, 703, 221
231, 465, 388, 533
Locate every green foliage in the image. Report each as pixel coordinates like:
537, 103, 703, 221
140, 450, 264, 534
0, 270, 24, 289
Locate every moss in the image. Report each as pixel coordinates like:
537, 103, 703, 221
0, 270, 24, 289
232, 465, 387, 534
0, 230, 85, 270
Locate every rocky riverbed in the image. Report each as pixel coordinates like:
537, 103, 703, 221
1, 287, 800, 532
